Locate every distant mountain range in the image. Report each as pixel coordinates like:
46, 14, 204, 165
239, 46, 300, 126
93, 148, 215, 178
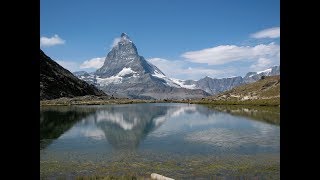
40, 49, 106, 100
74, 33, 279, 99
171, 65, 280, 94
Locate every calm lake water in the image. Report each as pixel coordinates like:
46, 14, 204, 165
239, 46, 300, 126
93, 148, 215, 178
40, 103, 280, 179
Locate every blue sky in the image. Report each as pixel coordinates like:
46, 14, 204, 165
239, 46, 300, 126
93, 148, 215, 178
40, 0, 280, 80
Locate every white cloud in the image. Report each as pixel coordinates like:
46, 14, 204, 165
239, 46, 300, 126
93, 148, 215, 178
40, 34, 65, 47
250, 58, 273, 71
111, 37, 121, 48
56, 60, 80, 72
80, 57, 105, 69
55, 57, 105, 73
251, 27, 280, 39
181, 43, 280, 65
148, 58, 235, 80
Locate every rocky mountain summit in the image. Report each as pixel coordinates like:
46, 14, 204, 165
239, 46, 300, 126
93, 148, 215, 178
95, 33, 163, 78
40, 49, 106, 100
75, 33, 210, 100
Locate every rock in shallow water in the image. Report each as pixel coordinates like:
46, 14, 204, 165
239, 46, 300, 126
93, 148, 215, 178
151, 173, 175, 180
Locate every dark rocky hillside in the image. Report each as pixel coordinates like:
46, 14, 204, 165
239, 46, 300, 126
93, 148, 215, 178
40, 49, 106, 100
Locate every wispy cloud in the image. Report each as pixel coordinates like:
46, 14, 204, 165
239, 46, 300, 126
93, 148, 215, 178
55, 57, 105, 73
251, 27, 280, 39
80, 57, 105, 69
148, 58, 235, 80
56, 60, 80, 72
250, 57, 273, 71
111, 37, 121, 48
40, 34, 65, 47
181, 43, 280, 65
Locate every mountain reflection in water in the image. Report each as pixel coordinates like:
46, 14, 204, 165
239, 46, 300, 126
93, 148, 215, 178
40, 104, 199, 150
40, 103, 280, 179
40, 103, 279, 152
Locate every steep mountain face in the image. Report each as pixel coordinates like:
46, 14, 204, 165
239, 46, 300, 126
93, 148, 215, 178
40, 49, 106, 100
76, 33, 210, 100
96, 33, 163, 78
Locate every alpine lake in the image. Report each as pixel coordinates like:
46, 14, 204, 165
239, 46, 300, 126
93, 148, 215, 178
40, 103, 280, 179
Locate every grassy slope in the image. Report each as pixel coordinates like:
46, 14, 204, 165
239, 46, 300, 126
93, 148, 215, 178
192, 75, 280, 106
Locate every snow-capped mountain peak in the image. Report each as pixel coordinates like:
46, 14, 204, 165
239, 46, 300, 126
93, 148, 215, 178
119, 32, 132, 43
78, 33, 210, 99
